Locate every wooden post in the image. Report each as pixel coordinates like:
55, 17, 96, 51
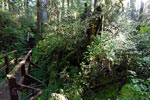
21, 63, 29, 85
7, 77, 19, 100
14, 52, 18, 65
28, 52, 32, 71
30, 52, 32, 61
5, 56, 9, 74
21, 64, 26, 77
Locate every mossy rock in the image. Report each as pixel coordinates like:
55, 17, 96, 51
85, 82, 121, 100
119, 84, 141, 100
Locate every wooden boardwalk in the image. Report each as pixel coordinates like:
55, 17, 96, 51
0, 50, 44, 100
0, 79, 10, 100
0, 70, 22, 100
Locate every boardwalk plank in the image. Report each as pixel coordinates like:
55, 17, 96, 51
0, 79, 10, 100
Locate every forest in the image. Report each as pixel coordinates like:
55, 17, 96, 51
0, 0, 150, 100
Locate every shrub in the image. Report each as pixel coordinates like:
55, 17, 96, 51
0, 10, 26, 52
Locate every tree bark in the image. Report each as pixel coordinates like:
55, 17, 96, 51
37, 0, 42, 40
26, 0, 29, 14
0, 1, 3, 9
41, 0, 48, 22
71, 0, 73, 9
8, 0, 11, 11
139, 1, 144, 20
8, 0, 15, 12
94, 0, 97, 9
130, 0, 136, 20
67, 0, 70, 8
62, 0, 65, 18
91, 0, 94, 12
62, 0, 65, 8
4, 0, 7, 10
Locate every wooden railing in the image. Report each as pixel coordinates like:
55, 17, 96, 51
0, 50, 18, 75
1, 50, 44, 100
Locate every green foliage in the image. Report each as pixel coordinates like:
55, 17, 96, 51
18, 15, 37, 34
89, 83, 121, 100
0, 10, 38, 53
61, 66, 83, 100
129, 25, 150, 77
13, 1, 150, 100
140, 26, 150, 34
34, 2, 137, 100
0, 10, 26, 52
0, 26, 26, 52
111, 21, 150, 100
80, 31, 135, 86
118, 78, 150, 100
33, 18, 87, 100
0, 10, 19, 28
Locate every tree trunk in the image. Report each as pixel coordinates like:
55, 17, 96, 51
25, 0, 29, 15
0, 0, 3, 9
139, 1, 144, 20
51, 0, 55, 8
91, 0, 94, 12
62, 0, 65, 9
41, 0, 48, 22
8, 0, 15, 12
130, 0, 136, 20
59, 1, 62, 22
94, 0, 97, 9
71, 0, 73, 9
37, 0, 42, 40
26, 0, 29, 15
8, 0, 11, 11
4, 0, 7, 10
62, 0, 65, 19
67, 0, 69, 8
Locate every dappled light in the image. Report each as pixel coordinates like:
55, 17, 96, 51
0, 0, 150, 100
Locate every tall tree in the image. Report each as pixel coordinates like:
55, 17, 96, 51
37, 0, 42, 40
62, 0, 65, 9
7, 0, 16, 12
41, 0, 49, 22
67, 0, 69, 8
71, 0, 73, 9
91, 0, 97, 12
139, 1, 144, 20
56, 0, 62, 22
94, 0, 97, 9
0, 0, 3, 9
25, 0, 29, 15
130, 0, 136, 20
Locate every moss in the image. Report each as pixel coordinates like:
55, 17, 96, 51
85, 82, 121, 100
118, 84, 141, 100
